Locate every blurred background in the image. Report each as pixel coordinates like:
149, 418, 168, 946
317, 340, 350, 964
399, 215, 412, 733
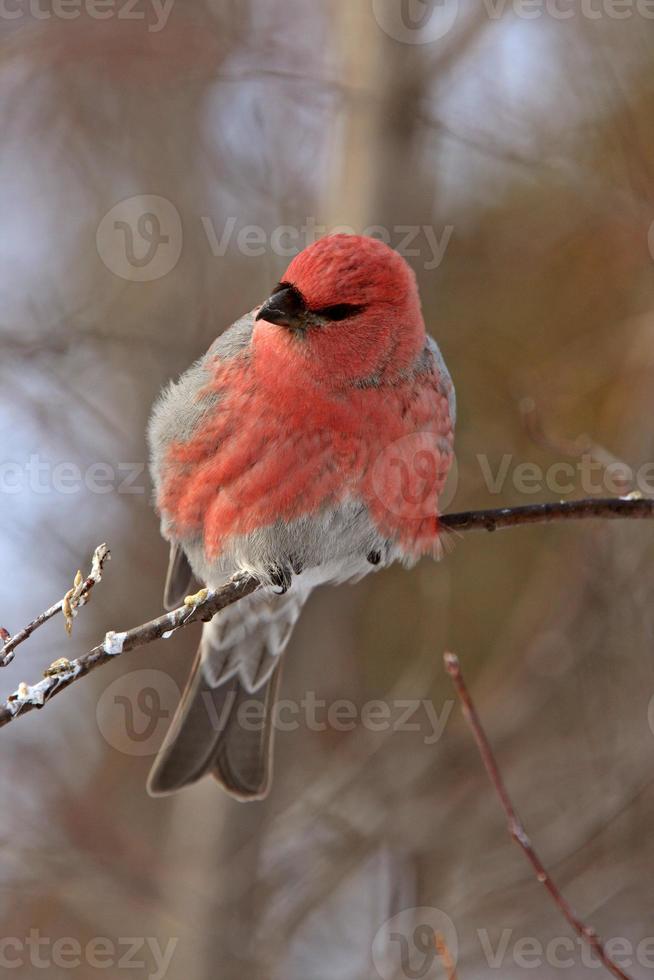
1, 0, 654, 977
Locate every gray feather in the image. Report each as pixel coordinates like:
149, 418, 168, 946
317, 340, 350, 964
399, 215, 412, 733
163, 543, 194, 611
147, 632, 284, 800
148, 313, 254, 534
212, 665, 282, 800
200, 587, 304, 692
426, 333, 456, 425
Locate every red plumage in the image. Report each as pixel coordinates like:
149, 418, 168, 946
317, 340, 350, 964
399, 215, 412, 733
159, 234, 454, 562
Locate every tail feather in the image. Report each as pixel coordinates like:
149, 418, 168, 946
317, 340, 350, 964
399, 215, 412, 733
147, 650, 282, 799
148, 587, 305, 800
201, 588, 304, 692
212, 665, 281, 800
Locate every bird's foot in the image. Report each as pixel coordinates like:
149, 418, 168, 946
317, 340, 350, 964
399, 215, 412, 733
269, 563, 293, 595
289, 553, 304, 575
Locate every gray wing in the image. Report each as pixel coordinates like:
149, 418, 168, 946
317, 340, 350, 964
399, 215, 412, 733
148, 311, 255, 520
426, 333, 456, 426
163, 543, 194, 610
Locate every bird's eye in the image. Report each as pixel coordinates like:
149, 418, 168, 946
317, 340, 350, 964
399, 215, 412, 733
314, 303, 365, 321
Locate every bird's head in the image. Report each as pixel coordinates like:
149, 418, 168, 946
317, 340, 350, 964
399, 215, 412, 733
254, 235, 426, 386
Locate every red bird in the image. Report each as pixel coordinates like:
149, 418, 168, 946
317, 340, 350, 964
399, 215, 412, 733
148, 234, 455, 800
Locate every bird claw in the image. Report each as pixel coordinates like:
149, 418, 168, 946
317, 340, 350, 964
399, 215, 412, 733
269, 564, 292, 594
289, 553, 304, 575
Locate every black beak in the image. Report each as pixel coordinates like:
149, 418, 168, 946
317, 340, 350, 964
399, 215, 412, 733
256, 286, 309, 331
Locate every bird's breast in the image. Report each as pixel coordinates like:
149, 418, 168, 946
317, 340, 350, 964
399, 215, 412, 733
157, 344, 453, 564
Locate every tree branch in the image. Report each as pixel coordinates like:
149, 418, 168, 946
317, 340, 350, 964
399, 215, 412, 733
439, 496, 654, 533
0, 543, 110, 668
1, 495, 653, 730
0, 574, 260, 729
443, 652, 632, 980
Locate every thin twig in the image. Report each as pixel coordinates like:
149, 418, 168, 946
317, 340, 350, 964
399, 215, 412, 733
1, 495, 653, 731
440, 496, 653, 533
0, 573, 260, 729
443, 651, 633, 980
0, 543, 111, 668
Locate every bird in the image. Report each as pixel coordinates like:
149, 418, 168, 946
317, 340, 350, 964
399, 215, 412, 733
147, 233, 456, 801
